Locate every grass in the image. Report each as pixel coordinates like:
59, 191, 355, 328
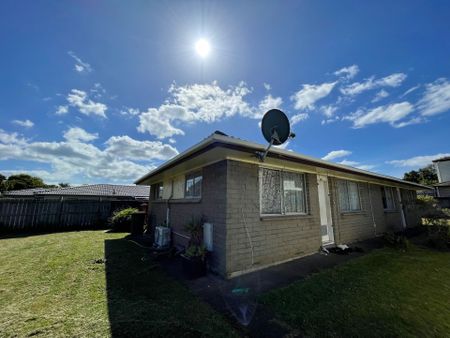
261, 245, 450, 337
0, 231, 238, 337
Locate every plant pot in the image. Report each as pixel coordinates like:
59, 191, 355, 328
181, 254, 206, 279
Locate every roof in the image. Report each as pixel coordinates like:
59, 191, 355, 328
3, 184, 150, 199
434, 181, 450, 187
432, 156, 450, 163
135, 131, 432, 190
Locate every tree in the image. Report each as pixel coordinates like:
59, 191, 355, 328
58, 183, 71, 188
3, 174, 47, 191
0, 174, 6, 192
403, 165, 438, 185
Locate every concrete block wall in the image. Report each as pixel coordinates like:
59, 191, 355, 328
329, 178, 377, 244
148, 160, 228, 275
225, 160, 322, 277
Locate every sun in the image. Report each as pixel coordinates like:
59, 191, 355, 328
195, 39, 211, 58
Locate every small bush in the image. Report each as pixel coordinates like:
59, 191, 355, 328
110, 207, 138, 232
426, 224, 450, 251
383, 231, 411, 251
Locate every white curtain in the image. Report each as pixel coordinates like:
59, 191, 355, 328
283, 172, 305, 213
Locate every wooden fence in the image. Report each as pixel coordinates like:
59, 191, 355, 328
0, 198, 139, 232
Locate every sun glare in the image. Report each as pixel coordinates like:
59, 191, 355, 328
195, 39, 211, 58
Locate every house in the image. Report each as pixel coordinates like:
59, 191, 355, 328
0, 184, 149, 232
432, 157, 450, 208
135, 132, 430, 278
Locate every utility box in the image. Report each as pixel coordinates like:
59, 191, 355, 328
203, 222, 213, 251
154, 226, 171, 248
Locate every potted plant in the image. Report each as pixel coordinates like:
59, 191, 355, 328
181, 216, 207, 278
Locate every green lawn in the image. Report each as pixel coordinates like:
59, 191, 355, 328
261, 246, 450, 337
0, 231, 238, 337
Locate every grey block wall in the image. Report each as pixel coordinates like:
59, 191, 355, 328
225, 160, 322, 277
328, 178, 377, 244
148, 160, 228, 275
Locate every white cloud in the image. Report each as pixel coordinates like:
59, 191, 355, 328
387, 153, 450, 168
345, 102, 414, 128
320, 105, 337, 117
290, 113, 309, 126
371, 89, 389, 103
334, 65, 359, 80
341, 73, 407, 96
120, 107, 140, 117
0, 129, 177, 183
417, 78, 450, 116
401, 85, 420, 98
291, 82, 337, 110
168, 138, 176, 144
137, 81, 254, 139
137, 106, 186, 139
67, 89, 107, 118
322, 149, 352, 161
263, 83, 271, 91
55, 105, 68, 115
258, 94, 283, 116
105, 135, 178, 161
0, 129, 26, 145
68, 51, 92, 73
63, 127, 98, 142
338, 159, 375, 170
12, 119, 34, 128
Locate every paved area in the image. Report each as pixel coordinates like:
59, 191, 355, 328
155, 237, 385, 337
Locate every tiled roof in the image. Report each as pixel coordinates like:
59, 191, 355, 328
3, 184, 150, 198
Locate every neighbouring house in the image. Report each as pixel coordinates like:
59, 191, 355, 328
433, 157, 450, 208
135, 132, 431, 278
0, 184, 149, 232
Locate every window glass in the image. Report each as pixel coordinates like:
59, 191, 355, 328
383, 187, 396, 210
261, 169, 282, 214
154, 183, 163, 199
338, 180, 361, 212
283, 172, 306, 213
260, 168, 307, 215
185, 172, 202, 198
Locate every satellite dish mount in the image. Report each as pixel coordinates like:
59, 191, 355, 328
256, 109, 295, 162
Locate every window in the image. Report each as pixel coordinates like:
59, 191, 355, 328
260, 168, 307, 215
185, 172, 202, 198
154, 182, 163, 200
382, 186, 396, 210
337, 180, 361, 212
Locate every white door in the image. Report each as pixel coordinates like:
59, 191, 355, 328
317, 175, 334, 245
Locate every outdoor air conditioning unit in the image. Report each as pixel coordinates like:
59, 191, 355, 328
154, 226, 171, 248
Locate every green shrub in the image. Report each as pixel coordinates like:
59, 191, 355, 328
383, 231, 410, 251
426, 224, 450, 251
110, 207, 138, 232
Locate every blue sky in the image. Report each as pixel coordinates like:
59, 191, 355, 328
1, 0, 449, 184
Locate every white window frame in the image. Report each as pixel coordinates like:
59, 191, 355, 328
382, 186, 396, 210
259, 168, 308, 216
185, 171, 202, 198
337, 179, 362, 212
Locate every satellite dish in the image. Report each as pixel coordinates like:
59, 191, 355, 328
256, 109, 295, 162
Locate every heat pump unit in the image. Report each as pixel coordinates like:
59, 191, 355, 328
154, 226, 171, 248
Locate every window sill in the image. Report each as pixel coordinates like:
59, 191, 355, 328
260, 214, 312, 221
151, 198, 202, 204
340, 210, 366, 216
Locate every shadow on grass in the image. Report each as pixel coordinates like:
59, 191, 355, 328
104, 238, 237, 338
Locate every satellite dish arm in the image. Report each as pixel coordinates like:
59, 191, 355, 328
256, 128, 280, 162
